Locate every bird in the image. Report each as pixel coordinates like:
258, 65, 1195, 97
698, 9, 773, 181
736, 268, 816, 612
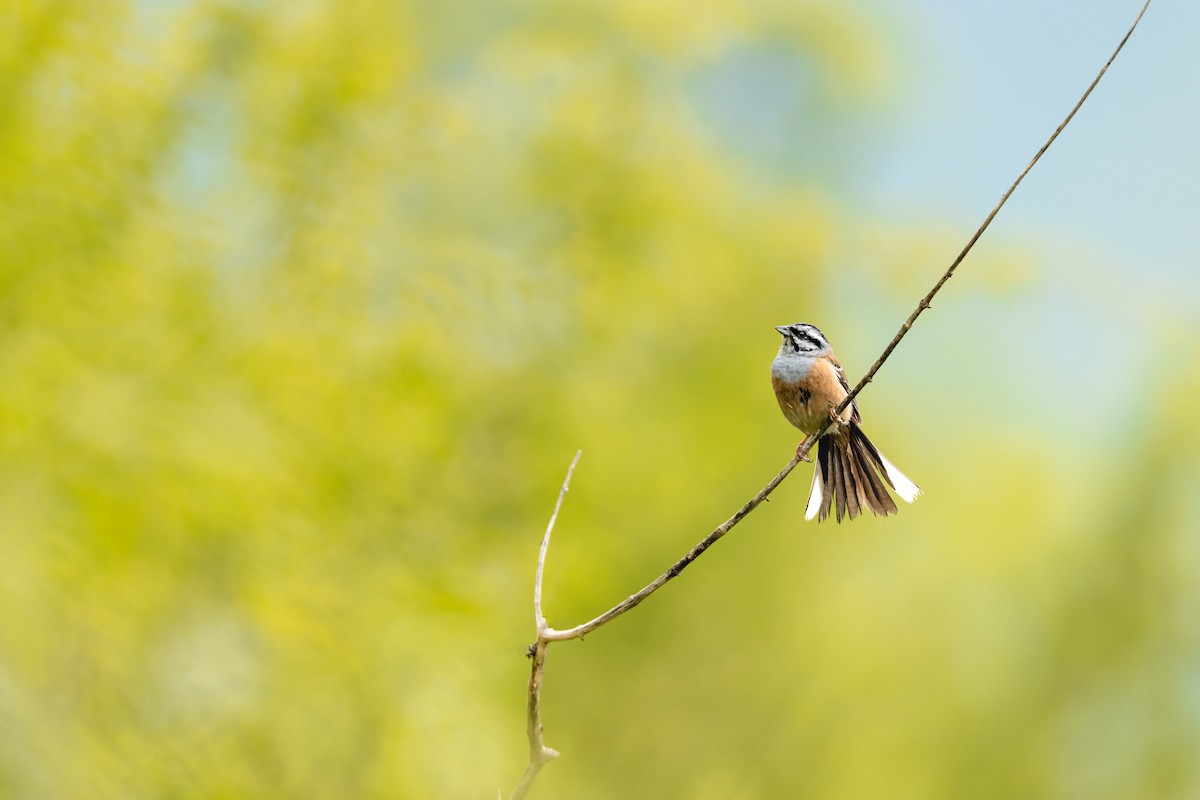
771, 323, 920, 522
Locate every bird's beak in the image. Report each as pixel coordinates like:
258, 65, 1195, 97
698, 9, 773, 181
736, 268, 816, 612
774, 326, 790, 335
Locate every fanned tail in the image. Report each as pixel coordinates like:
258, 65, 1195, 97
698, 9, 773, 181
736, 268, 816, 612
805, 425, 921, 522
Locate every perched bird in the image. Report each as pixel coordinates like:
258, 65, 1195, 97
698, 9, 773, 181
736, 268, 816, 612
771, 323, 921, 522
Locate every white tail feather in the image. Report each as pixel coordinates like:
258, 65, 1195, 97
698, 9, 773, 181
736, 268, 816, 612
804, 464, 824, 520
877, 451, 921, 503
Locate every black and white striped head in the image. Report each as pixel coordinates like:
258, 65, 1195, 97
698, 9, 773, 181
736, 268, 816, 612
774, 323, 830, 356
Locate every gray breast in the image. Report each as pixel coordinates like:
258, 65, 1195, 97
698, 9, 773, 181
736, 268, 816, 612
771, 352, 816, 383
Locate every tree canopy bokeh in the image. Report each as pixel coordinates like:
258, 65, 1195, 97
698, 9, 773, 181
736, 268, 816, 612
2, 1, 1197, 798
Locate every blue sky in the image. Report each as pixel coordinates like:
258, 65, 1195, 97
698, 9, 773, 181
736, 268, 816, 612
865, 0, 1195, 310
830, 0, 1197, 442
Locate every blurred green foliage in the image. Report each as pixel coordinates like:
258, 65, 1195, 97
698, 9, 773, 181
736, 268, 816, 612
1, 1, 1197, 798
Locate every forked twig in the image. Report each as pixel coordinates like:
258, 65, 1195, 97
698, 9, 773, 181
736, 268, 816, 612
511, 451, 579, 800
510, 3, 1151, 796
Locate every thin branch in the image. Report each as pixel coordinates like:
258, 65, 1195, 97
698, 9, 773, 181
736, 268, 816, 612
511, 2, 1151, 796
511, 638, 558, 800
535, 451, 581, 630
544, 449, 806, 642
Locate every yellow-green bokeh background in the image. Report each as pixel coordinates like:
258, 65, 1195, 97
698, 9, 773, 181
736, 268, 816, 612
3, 1, 1197, 798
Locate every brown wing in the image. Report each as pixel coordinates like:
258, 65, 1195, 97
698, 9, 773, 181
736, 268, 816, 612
826, 354, 862, 424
